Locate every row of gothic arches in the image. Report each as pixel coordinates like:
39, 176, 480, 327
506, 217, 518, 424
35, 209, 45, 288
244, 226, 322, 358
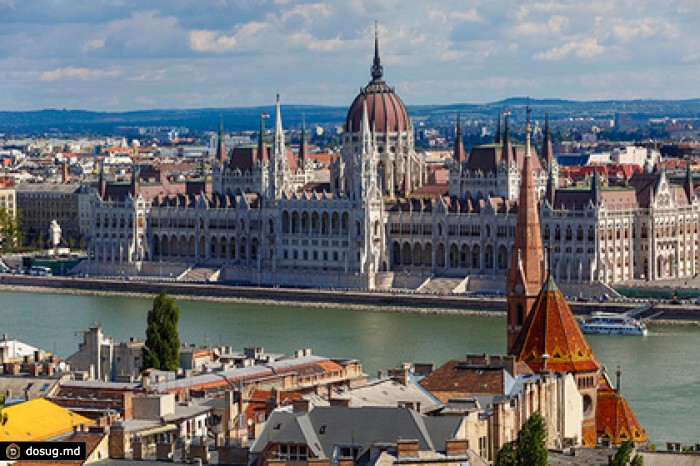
391, 242, 510, 270
281, 210, 351, 236
152, 234, 260, 262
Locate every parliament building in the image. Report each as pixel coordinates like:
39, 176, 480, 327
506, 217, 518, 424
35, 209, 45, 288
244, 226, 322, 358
84, 33, 700, 294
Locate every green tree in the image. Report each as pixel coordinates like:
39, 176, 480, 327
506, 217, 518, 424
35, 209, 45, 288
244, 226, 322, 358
495, 441, 517, 466
610, 440, 632, 466
0, 207, 22, 252
495, 412, 547, 466
143, 291, 180, 371
516, 412, 548, 466
610, 440, 642, 466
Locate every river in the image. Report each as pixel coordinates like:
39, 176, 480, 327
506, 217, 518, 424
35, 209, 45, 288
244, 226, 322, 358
1, 290, 697, 446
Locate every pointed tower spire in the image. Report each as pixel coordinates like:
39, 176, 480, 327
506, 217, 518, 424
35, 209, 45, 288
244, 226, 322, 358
495, 112, 502, 144
685, 162, 695, 202
545, 164, 557, 207
130, 163, 140, 197
371, 21, 384, 82
591, 168, 600, 205
501, 113, 512, 165
541, 113, 555, 166
274, 93, 284, 154
257, 114, 268, 163
506, 116, 545, 354
299, 114, 308, 167
453, 113, 466, 164
216, 113, 227, 163
98, 162, 107, 198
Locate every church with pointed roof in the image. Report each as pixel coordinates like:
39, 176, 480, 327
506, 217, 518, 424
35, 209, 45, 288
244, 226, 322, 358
506, 126, 647, 446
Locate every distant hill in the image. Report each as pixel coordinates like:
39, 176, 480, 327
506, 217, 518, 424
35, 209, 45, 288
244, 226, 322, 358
1, 98, 699, 135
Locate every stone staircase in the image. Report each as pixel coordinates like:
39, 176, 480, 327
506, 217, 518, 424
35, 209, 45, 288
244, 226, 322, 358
417, 277, 466, 295
178, 266, 220, 283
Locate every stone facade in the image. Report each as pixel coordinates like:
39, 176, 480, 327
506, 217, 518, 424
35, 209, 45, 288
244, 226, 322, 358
82, 38, 700, 293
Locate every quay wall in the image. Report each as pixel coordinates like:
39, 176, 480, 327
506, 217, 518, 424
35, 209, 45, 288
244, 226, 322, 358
0, 275, 699, 321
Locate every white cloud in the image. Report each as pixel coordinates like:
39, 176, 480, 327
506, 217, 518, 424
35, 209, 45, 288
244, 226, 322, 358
82, 38, 105, 53
450, 9, 482, 23
189, 30, 237, 52
39, 67, 120, 82
534, 38, 605, 61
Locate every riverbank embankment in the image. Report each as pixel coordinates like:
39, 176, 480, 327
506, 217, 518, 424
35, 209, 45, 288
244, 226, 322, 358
1, 275, 699, 323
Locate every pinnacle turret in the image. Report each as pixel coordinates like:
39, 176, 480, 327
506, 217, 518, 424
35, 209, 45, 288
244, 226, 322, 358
371, 21, 384, 83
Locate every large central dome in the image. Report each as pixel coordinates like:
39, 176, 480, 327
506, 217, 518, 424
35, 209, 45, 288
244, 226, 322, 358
345, 32, 410, 134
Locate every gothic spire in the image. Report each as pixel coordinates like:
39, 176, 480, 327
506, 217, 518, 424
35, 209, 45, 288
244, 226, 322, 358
299, 114, 308, 167
216, 113, 227, 163
257, 114, 268, 163
685, 162, 696, 202
541, 113, 555, 166
591, 168, 601, 205
501, 113, 512, 165
130, 163, 140, 197
371, 21, 384, 82
545, 163, 557, 207
453, 113, 466, 164
495, 112, 502, 144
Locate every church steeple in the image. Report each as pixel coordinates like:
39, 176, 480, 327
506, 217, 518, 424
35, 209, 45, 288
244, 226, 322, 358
453, 113, 465, 164
216, 113, 227, 163
506, 114, 545, 354
371, 21, 384, 83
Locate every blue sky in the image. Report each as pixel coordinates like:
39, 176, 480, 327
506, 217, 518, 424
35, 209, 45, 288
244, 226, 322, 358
0, 0, 698, 111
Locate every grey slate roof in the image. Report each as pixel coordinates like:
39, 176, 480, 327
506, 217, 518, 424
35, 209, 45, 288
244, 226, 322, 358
250, 406, 462, 459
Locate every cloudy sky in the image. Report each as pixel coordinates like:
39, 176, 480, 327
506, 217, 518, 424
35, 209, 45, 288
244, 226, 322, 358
0, 0, 698, 111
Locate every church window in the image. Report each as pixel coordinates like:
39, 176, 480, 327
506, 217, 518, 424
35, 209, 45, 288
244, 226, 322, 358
555, 226, 561, 240
577, 227, 584, 241
544, 226, 550, 240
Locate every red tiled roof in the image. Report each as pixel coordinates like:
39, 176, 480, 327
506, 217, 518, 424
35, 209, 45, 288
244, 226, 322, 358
419, 360, 507, 403
513, 275, 601, 373
596, 376, 648, 444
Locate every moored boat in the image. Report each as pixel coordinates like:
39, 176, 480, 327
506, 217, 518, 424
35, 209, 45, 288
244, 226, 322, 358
579, 311, 648, 336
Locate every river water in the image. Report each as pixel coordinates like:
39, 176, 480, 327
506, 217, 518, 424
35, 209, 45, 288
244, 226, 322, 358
1, 290, 697, 445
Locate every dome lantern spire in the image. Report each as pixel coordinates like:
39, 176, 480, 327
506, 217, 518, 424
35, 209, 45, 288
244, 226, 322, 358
371, 21, 383, 82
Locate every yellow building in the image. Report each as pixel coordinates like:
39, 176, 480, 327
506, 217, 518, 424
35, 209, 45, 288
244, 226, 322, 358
1, 399, 94, 441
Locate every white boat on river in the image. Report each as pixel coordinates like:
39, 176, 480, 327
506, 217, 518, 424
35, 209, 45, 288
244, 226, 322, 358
579, 303, 658, 336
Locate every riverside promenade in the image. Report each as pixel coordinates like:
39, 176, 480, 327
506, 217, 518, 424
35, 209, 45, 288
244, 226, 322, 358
2, 274, 700, 321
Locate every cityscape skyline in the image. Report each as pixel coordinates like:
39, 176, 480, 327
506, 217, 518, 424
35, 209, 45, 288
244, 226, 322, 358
1, 0, 699, 112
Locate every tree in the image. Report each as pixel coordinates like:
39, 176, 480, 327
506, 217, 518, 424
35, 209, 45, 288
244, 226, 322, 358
0, 207, 22, 252
516, 412, 547, 466
143, 291, 180, 371
610, 440, 643, 466
495, 412, 547, 466
495, 441, 517, 466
